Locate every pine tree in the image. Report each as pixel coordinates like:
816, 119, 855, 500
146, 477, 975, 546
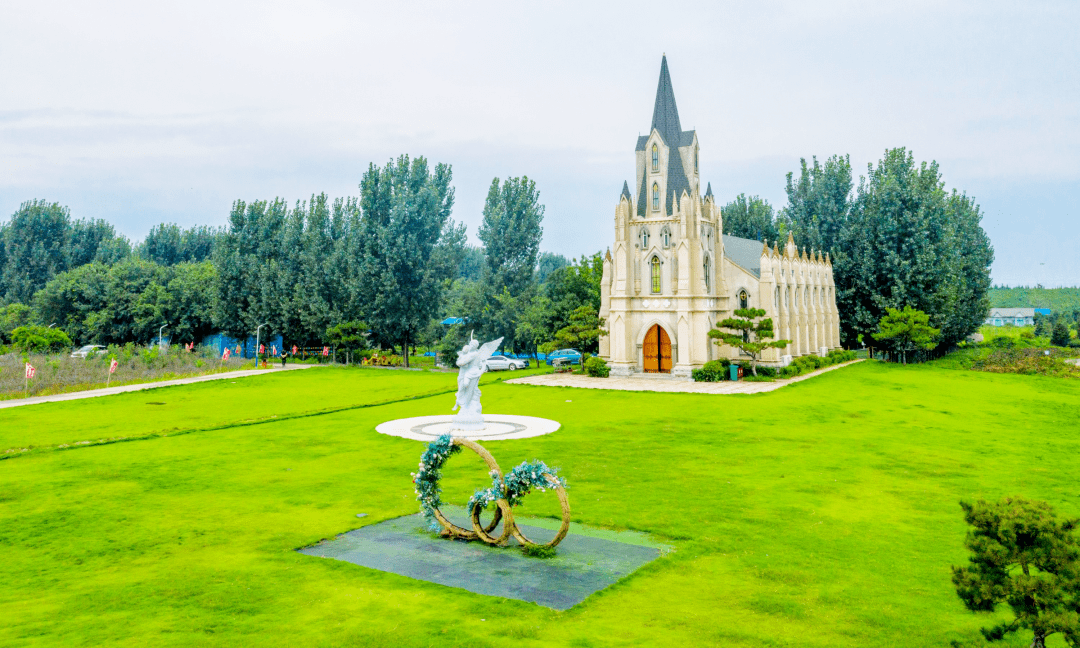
952, 497, 1080, 648
708, 307, 791, 376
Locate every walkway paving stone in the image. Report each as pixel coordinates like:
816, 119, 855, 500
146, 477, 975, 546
506, 360, 862, 394
0, 364, 321, 410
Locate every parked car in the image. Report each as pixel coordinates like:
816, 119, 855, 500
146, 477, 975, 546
485, 355, 529, 371
545, 348, 583, 366
70, 345, 106, 359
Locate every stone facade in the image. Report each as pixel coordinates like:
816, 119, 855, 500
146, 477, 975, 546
599, 56, 841, 377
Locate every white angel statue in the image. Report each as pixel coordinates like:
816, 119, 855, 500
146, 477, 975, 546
451, 333, 503, 430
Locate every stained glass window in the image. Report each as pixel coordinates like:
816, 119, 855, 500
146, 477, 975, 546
739, 290, 748, 310
640, 226, 650, 248
651, 144, 658, 171
651, 257, 661, 294
652, 183, 660, 211
703, 256, 710, 291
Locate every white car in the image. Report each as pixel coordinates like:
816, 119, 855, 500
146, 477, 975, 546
70, 345, 106, 358
485, 355, 528, 371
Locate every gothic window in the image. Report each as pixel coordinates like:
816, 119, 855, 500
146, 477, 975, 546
703, 256, 711, 291
694, 148, 699, 172
651, 144, 659, 171
775, 287, 780, 310
639, 226, 650, 248
661, 226, 671, 248
652, 183, 660, 211
650, 256, 661, 294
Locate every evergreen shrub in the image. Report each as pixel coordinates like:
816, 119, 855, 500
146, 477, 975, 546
584, 355, 609, 378
692, 359, 729, 382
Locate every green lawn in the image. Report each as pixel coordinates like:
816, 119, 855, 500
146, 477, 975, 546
1, 362, 1076, 646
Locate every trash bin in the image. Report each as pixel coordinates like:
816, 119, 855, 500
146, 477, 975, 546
729, 364, 739, 381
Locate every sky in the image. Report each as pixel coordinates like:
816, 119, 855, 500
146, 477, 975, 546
1, 0, 1077, 287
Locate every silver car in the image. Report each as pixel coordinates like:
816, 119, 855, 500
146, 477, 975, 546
70, 344, 106, 358
485, 355, 528, 371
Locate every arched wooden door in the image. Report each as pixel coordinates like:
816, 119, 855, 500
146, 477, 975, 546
643, 324, 672, 373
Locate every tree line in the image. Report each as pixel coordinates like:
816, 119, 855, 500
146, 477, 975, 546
720, 148, 994, 352
0, 157, 602, 365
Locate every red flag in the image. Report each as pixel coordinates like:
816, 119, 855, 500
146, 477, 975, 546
271, 345, 277, 356
223, 348, 231, 360
109, 359, 118, 374
259, 344, 265, 354
25, 362, 36, 379
322, 346, 329, 356
292, 345, 298, 355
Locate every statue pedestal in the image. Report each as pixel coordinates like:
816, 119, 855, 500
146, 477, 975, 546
451, 411, 485, 431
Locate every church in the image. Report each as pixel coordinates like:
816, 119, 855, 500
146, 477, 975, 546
599, 56, 841, 377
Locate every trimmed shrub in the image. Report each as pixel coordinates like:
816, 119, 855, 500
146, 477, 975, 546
692, 359, 729, 382
584, 355, 610, 378
755, 366, 778, 378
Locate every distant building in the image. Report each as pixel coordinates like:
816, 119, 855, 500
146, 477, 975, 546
985, 308, 1035, 327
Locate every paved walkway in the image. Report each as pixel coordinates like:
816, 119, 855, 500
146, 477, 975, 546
0, 365, 321, 410
505, 360, 862, 394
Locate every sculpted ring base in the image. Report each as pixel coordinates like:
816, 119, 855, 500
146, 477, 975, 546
376, 414, 560, 442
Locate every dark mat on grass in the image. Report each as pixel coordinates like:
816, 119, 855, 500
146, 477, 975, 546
297, 511, 665, 610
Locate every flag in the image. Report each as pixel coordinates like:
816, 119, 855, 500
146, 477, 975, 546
259, 344, 265, 354
292, 345, 298, 355
223, 348, 231, 360
186, 342, 194, 351
25, 362, 35, 379
322, 346, 329, 356
271, 345, 277, 356
109, 359, 118, 374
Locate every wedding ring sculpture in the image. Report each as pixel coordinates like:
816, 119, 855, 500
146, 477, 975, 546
413, 434, 570, 551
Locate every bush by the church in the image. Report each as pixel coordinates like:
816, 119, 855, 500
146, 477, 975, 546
777, 349, 857, 379
584, 355, 610, 378
691, 359, 730, 382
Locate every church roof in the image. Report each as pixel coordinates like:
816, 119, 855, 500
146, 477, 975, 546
620, 181, 632, 201
723, 234, 763, 279
704, 182, 713, 199
636, 55, 695, 217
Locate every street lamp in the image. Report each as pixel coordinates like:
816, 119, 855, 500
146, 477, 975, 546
255, 323, 267, 366
158, 324, 168, 350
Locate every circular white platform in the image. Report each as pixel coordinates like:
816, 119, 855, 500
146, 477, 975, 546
375, 414, 560, 441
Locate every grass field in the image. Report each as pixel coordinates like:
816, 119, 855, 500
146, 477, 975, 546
2, 362, 1077, 646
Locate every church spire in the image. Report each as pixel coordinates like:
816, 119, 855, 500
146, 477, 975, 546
704, 182, 713, 200
620, 181, 632, 201
651, 55, 682, 146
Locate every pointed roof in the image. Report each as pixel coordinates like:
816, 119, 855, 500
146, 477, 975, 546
651, 55, 682, 146
634, 56, 698, 217
704, 182, 713, 199
620, 181, 632, 201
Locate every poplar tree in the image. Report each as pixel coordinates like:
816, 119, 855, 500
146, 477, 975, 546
358, 155, 455, 366
721, 194, 780, 242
